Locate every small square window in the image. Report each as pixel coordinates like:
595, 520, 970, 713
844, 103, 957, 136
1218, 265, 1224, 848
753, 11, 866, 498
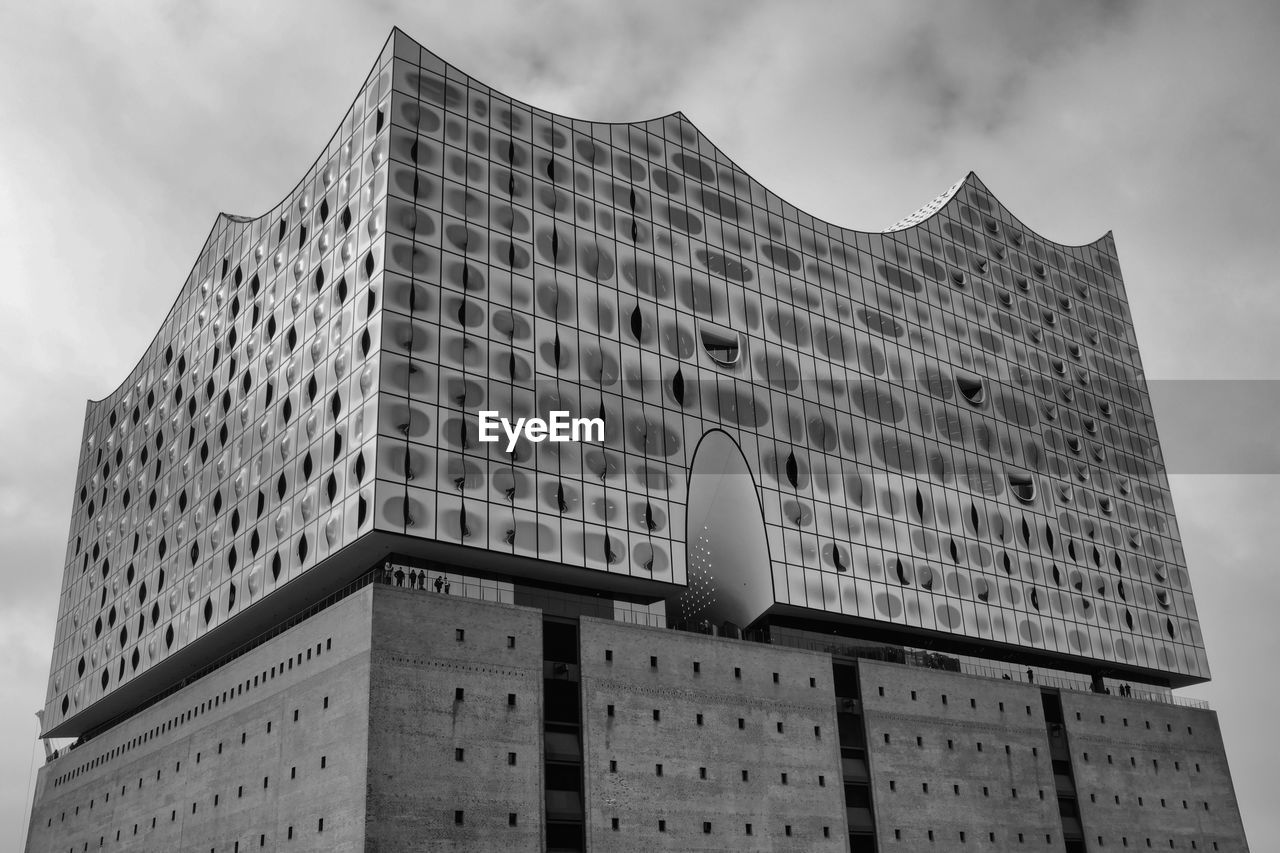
506, 636, 515, 648
703, 822, 712, 834
454, 811, 464, 825
455, 629, 465, 642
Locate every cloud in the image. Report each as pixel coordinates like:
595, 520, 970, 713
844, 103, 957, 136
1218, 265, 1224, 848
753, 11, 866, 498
4, 1, 1278, 847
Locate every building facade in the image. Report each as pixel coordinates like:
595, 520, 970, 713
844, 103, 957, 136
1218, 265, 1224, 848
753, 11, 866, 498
26, 28, 1247, 852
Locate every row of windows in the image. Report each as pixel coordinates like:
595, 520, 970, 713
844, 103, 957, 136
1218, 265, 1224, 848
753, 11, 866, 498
1077, 710, 1194, 735
877, 683, 1034, 716
1096, 838, 1223, 850
606, 760, 826, 787
52, 636, 333, 788
603, 648, 819, 688
890, 779, 1045, 800
606, 817, 830, 838
604, 703, 820, 737
60, 817, 328, 853
883, 733, 1032, 755
892, 828, 1055, 844
1087, 792, 1211, 811
1080, 752, 1202, 773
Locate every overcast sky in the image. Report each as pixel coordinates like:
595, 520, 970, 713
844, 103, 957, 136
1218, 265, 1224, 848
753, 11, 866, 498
3, 1, 1278, 848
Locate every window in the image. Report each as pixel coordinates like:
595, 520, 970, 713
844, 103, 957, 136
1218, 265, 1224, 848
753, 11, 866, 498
607, 704, 614, 717
703, 822, 712, 834
773, 672, 779, 683
509, 813, 517, 827
653, 709, 661, 721
455, 688, 465, 702
745, 823, 753, 835
734, 667, 741, 679
507, 636, 515, 648
611, 818, 619, 831
693, 661, 700, 673
814, 725, 821, 737
318, 819, 324, 833
777, 722, 784, 733
321, 756, 327, 768
508, 693, 516, 706
742, 770, 749, 782
890, 780, 896, 791
508, 752, 517, 766
655, 764, 663, 776
911, 691, 917, 701
605, 649, 612, 661
700, 767, 707, 779
785, 825, 792, 837
738, 718, 745, 729
455, 629, 465, 642
650, 656, 658, 668
923, 783, 929, 793
455, 748, 464, 762
454, 811, 464, 825
658, 820, 666, 832
609, 760, 617, 773
810, 677, 816, 687
781, 773, 788, 785
696, 713, 704, 726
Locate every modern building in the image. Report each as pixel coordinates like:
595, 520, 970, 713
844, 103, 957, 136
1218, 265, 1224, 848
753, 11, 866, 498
25, 27, 1248, 852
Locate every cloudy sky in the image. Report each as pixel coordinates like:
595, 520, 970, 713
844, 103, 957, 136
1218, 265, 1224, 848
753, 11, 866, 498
3, 0, 1277, 847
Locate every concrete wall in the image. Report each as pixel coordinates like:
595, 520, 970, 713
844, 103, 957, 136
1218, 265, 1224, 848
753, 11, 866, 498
578, 617, 847, 852
26, 586, 374, 853
365, 585, 546, 852
858, 659, 1064, 851
1059, 690, 1250, 852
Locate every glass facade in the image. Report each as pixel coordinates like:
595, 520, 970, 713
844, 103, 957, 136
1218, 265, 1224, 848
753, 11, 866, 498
43, 28, 1206, 736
